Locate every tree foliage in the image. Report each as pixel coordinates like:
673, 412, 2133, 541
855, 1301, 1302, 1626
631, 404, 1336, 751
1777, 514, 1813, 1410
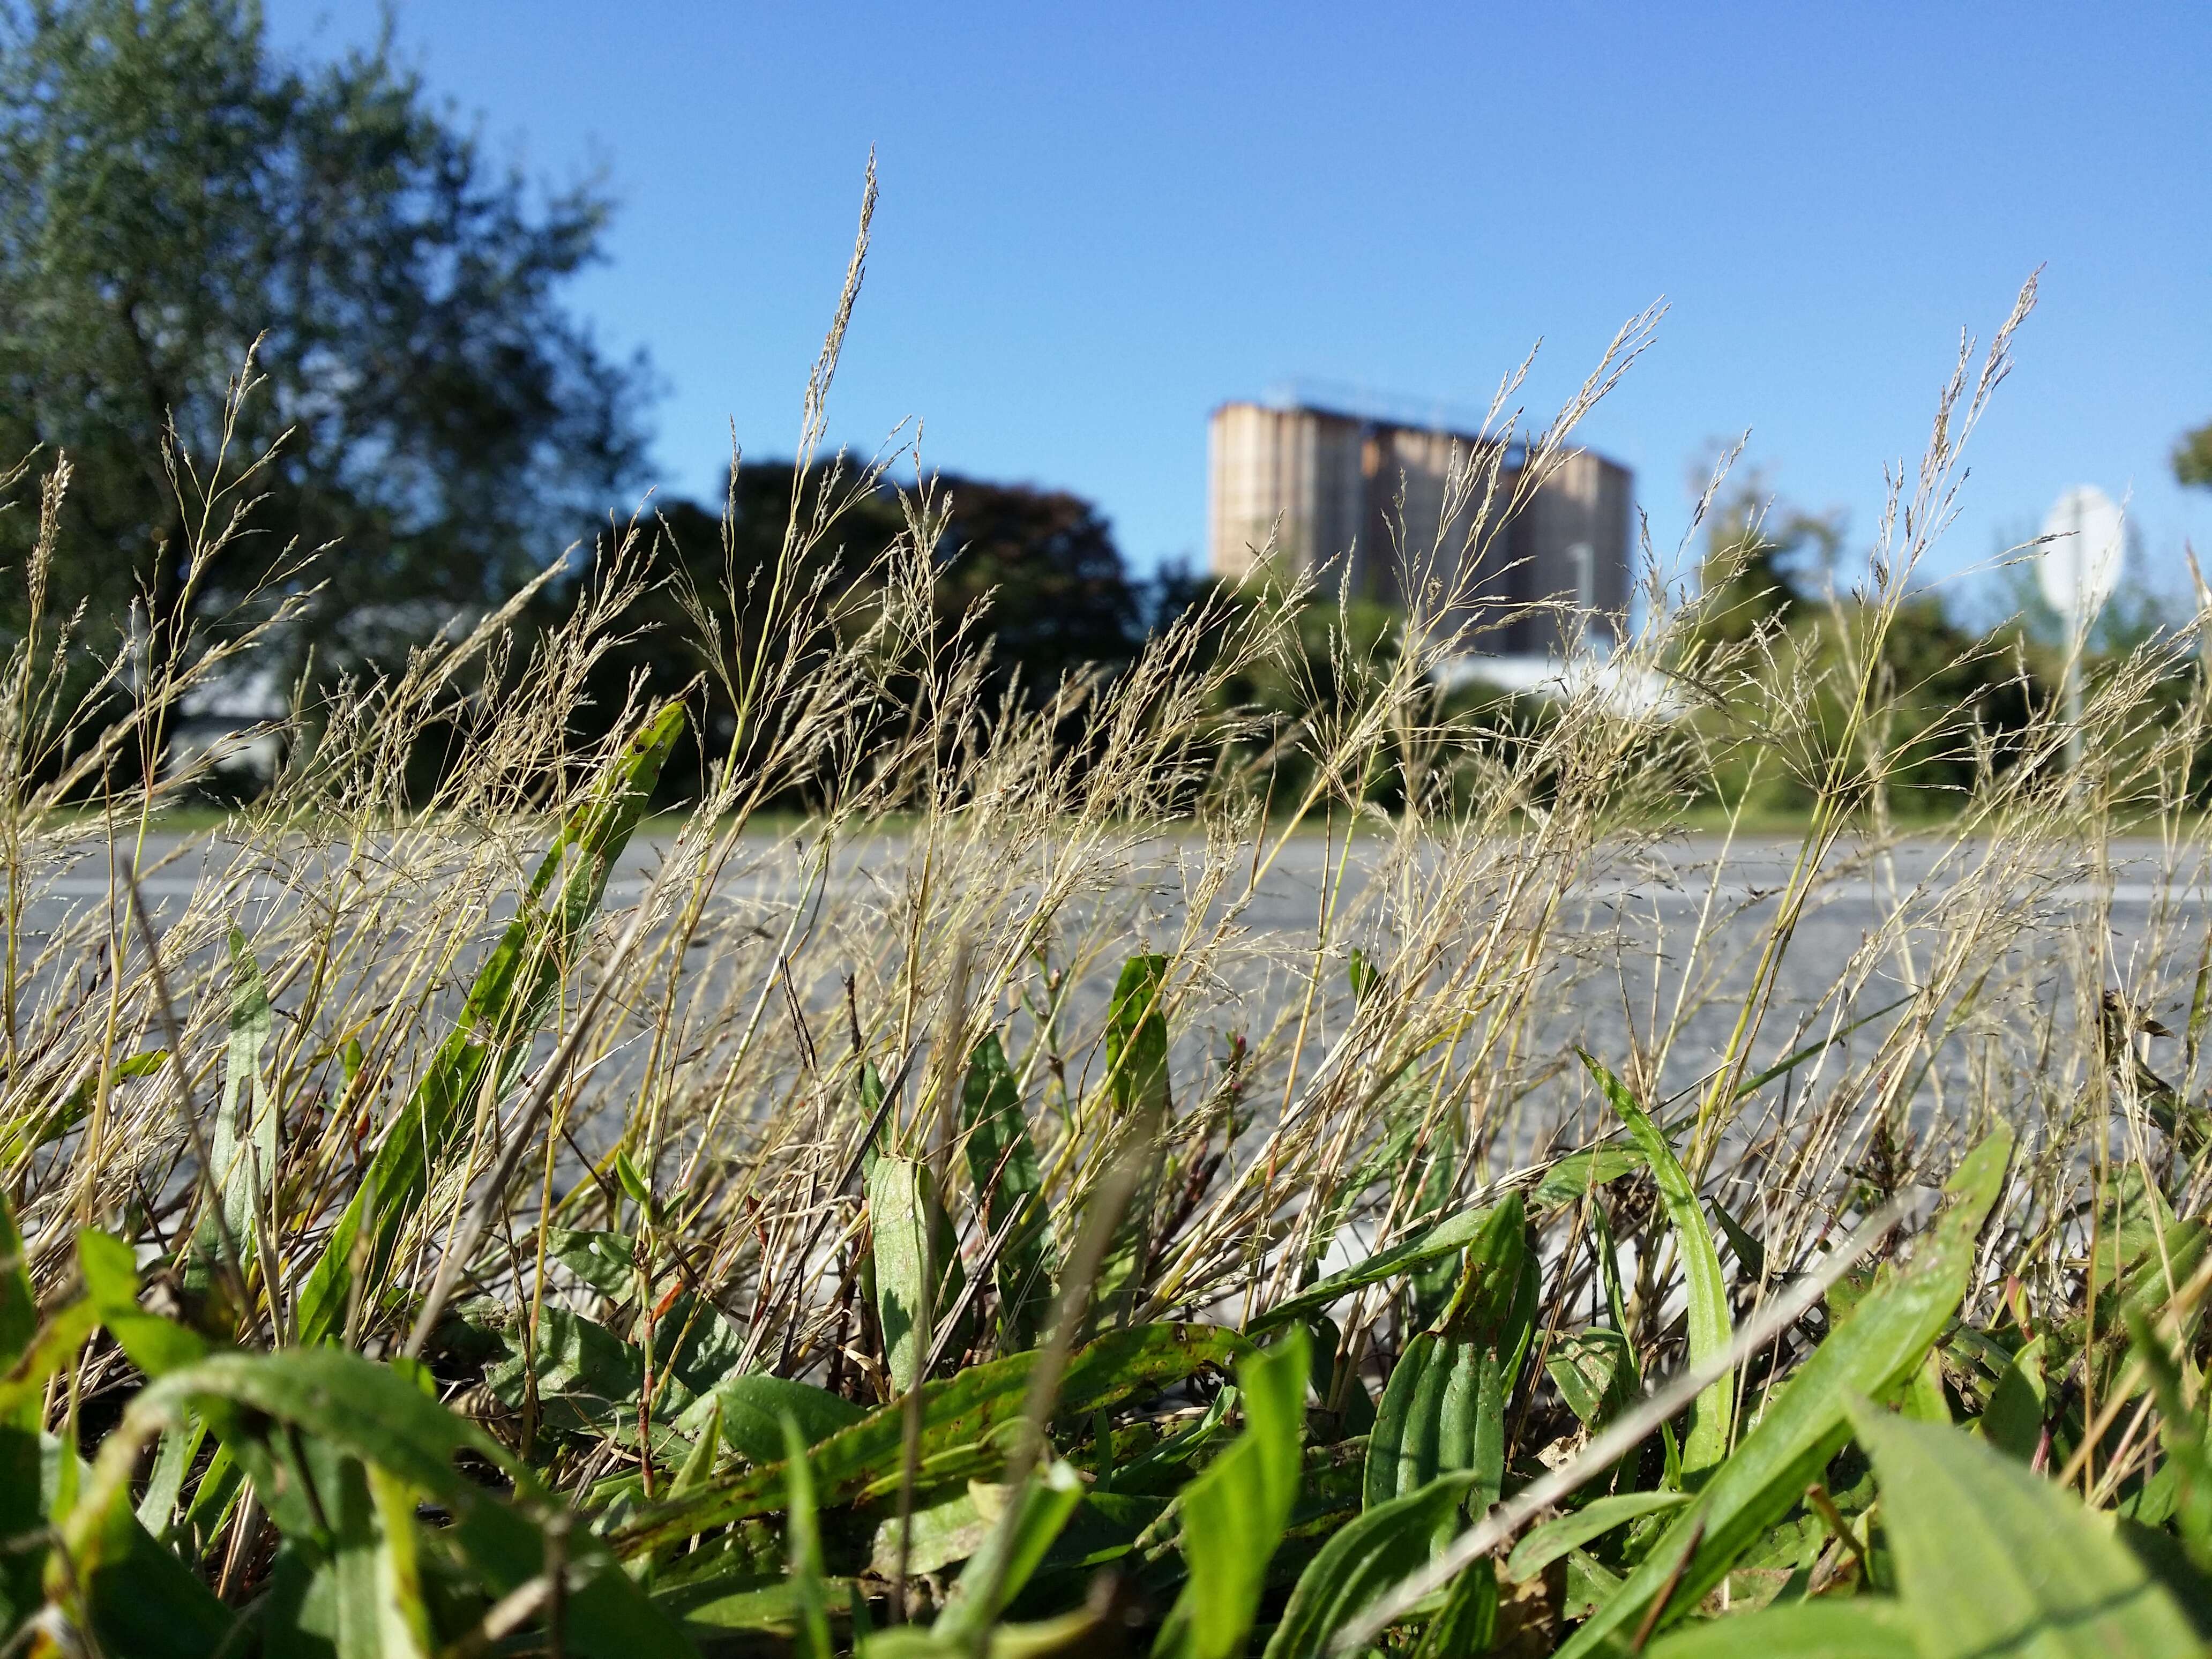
0, 0, 647, 674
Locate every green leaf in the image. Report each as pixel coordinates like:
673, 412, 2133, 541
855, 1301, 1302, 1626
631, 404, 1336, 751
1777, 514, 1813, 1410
1364, 1194, 1533, 1516
613, 1322, 1247, 1558
544, 1227, 643, 1298
1545, 1327, 1638, 1430
1095, 954, 1173, 1325
1556, 1126, 2013, 1658
294, 700, 684, 1346
0, 1184, 41, 1631
1408, 1559, 1498, 1659
781, 1413, 834, 1659
1251, 1199, 1517, 1337
1261, 1472, 1478, 1659
1979, 1333, 2047, 1463
962, 1032, 1052, 1353
80, 1348, 696, 1659
1155, 1328, 1311, 1659
1580, 1049, 1732, 1478
2126, 1311, 2212, 1568
188, 927, 273, 1297
78, 1228, 206, 1379
933, 1461, 1085, 1646
1106, 953, 1172, 1118
871, 1155, 939, 1395
1849, 1397, 2200, 1657
1506, 1491, 1691, 1582
674, 1373, 867, 1466
1532, 1144, 1645, 1209
1642, 1599, 1919, 1658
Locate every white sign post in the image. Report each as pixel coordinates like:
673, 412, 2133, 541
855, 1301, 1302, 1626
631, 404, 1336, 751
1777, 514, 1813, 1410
2038, 485, 2125, 772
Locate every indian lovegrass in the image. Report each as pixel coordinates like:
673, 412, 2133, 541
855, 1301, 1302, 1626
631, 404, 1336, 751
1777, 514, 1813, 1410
6, 189, 2212, 1656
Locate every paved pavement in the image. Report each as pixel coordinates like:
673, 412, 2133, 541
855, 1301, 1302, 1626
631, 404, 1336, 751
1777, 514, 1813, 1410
18, 827, 2209, 1132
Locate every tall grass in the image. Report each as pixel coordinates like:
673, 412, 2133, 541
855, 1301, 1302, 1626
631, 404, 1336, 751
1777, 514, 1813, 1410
6, 191, 2212, 1657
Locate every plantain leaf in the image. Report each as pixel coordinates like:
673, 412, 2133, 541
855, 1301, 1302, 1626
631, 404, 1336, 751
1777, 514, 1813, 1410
1580, 1049, 1732, 1478
2126, 1310, 2212, 1570
294, 700, 684, 1347
1364, 1194, 1533, 1518
187, 927, 273, 1299
1251, 1198, 1518, 1337
1095, 953, 1172, 1324
1546, 1327, 1638, 1430
1261, 1471, 1478, 1659
69, 1347, 696, 1658
674, 1373, 866, 1466
871, 1155, 938, 1395
1979, 1333, 2046, 1463
1556, 1126, 2012, 1658
962, 1032, 1052, 1353
1642, 1599, 1919, 1657
1849, 1397, 2200, 1657
781, 1413, 835, 1659
1506, 1490, 1690, 1581
933, 1460, 1085, 1646
1408, 1558, 1499, 1658
1155, 1327, 1311, 1659
612, 1322, 1247, 1558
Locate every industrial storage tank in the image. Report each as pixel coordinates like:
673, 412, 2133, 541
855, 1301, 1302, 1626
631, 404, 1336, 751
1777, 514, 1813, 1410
1207, 398, 1631, 657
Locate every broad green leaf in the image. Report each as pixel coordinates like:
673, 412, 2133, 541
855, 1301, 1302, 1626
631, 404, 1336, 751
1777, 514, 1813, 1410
1580, 1049, 1731, 1477
871, 1155, 939, 1394
1365, 1194, 1532, 1516
1408, 1559, 1498, 1658
674, 1373, 866, 1465
70, 1347, 695, 1659
1251, 1199, 1516, 1336
1407, 1139, 1462, 1329
1532, 1144, 1646, 1209
1546, 1327, 1637, 1430
1095, 953, 1172, 1324
962, 1032, 1052, 1352
1980, 1333, 2046, 1463
188, 927, 273, 1298
545, 1226, 643, 1298
36, 1436, 233, 1659
1506, 1490, 1691, 1581
0, 1184, 40, 1632
77, 1228, 205, 1379
1155, 1328, 1311, 1659
2126, 1310, 2212, 1568
1261, 1472, 1478, 1659
294, 700, 684, 1346
1643, 1599, 1919, 1657
1106, 953, 1171, 1119
1556, 1127, 2013, 1658
782, 1413, 834, 1659
613, 1322, 1247, 1558
1850, 1398, 2200, 1657
933, 1460, 1085, 1645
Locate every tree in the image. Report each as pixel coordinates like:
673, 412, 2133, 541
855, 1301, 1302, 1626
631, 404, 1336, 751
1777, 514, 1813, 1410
2175, 419, 2212, 490
930, 474, 1145, 695
0, 0, 647, 677
561, 461, 1150, 802
1689, 481, 1842, 647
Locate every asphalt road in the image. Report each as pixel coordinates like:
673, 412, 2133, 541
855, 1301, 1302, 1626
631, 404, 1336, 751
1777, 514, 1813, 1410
19, 827, 2209, 1131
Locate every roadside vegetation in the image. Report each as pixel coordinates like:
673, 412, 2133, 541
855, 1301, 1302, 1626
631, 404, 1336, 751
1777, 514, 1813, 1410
12, 69, 2212, 1659
1, 263, 2209, 1659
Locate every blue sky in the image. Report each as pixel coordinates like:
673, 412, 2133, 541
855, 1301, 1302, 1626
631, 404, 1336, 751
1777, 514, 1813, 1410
265, 3, 2211, 608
